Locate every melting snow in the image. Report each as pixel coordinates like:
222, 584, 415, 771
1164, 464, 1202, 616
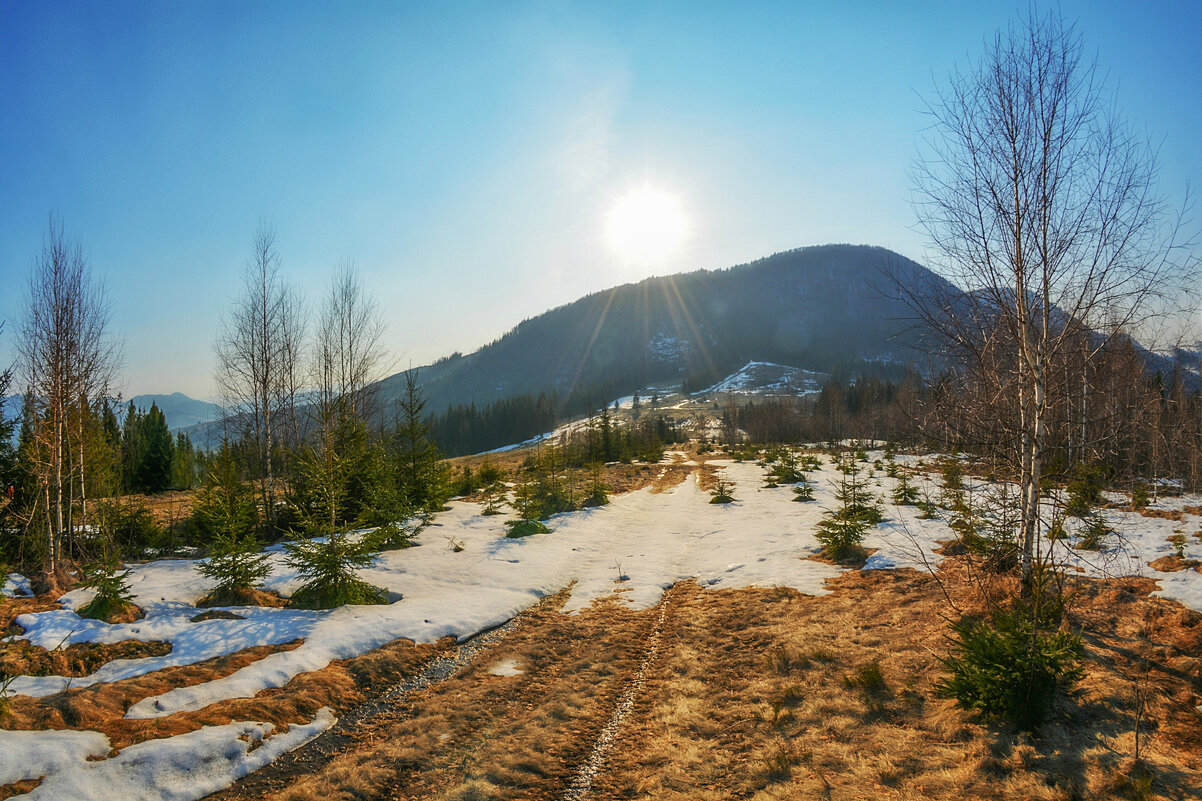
4, 453, 1202, 799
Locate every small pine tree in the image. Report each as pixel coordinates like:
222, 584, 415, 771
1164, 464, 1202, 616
196, 533, 272, 606
582, 463, 609, 507
285, 533, 386, 609
192, 441, 257, 542
890, 472, 920, 505
391, 370, 450, 513
710, 478, 735, 504
938, 573, 1083, 731
815, 455, 880, 562
193, 442, 273, 605
939, 459, 966, 511
77, 561, 137, 621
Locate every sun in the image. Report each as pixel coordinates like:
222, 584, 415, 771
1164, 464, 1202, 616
604, 186, 688, 265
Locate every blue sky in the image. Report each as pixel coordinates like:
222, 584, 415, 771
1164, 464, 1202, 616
1, 1, 1198, 398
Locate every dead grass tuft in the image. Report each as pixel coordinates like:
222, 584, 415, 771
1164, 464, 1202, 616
0, 639, 172, 680
196, 587, 288, 609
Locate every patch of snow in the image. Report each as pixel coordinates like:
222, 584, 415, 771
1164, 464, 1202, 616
647, 333, 689, 362
0, 728, 111, 785
3, 572, 32, 597
700, 361, 823, 396
19, 708, 334, 801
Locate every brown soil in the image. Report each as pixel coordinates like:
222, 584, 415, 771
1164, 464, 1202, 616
205, 568, 1201, 801
1149, 555, 1202, 573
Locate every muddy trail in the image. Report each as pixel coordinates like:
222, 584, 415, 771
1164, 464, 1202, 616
210, 583, 687, 801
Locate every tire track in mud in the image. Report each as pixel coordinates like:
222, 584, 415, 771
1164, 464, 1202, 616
560, 584, 680, 801
209, 616, 522, 799
212, 582, 686, 801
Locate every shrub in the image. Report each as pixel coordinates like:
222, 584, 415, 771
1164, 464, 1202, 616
815, 456, 880, 562
938, 599, 1084, 730
77, 561, 137, 621
93, 499, 162, 557
582, 464, 610, 508
481, 483, 507, 516
815, 513, 870, 562
1131, 483, 1150, 510
284, 534, 387, 609
770, 449, 805, 484
506, 519, 550, 538
939, 459, 966, 510
1065, 461, 1110, 517
843, 661, 888, 695
792, 482, 814, 502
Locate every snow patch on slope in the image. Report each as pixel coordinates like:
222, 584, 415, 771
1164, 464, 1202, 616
700, 361, 823, 396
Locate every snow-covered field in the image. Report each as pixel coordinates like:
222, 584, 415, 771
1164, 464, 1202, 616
3, 454, 1201, 799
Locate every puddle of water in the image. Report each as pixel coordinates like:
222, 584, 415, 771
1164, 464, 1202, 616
487, 658, 525, 677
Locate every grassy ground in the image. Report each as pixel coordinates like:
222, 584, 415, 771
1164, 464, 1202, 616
199, 569, 1200, 801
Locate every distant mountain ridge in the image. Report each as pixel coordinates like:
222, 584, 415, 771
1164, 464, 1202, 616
374, 244, 946, 415
178, 244, 946, 448
127, 393, 220, 432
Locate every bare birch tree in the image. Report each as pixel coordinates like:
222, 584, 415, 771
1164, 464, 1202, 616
910, 10, 1191, 583
215, 222, 306, 531
16, 216, 119, 587
298, 262, 388, 531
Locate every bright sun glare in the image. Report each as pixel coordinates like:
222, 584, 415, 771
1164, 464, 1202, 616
605, 186, 688, 265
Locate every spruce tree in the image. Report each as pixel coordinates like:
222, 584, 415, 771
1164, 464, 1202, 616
136, 404, 174, 494
120, 401, 143, 493
391, 371, 448, 513
193, 441, 271, 605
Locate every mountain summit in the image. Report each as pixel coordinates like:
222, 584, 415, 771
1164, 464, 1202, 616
377, 244, 944, 415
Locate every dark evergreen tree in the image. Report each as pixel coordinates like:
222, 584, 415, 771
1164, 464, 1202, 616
135, 403, 174, 494
171, 433, 198, 490
390, 371, 448, 512
120, 401, 143, 493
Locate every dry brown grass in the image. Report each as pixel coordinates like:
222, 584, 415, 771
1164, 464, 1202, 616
0, 629, 455, 800
0, 638, 172, 680
1138, 507, 1187, 522
196, 587, 289, 608
209, 564, 1199, 801
1149, 555, 1202, 573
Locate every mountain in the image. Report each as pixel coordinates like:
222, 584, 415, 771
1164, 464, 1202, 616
375, 244, 946, 416
127, 393, 220, 432
180, 244, 951, 448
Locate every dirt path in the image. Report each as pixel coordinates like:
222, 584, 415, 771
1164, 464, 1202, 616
210, 584, 683, 801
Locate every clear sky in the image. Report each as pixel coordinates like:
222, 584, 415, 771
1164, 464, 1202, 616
1, 1, 1198, 399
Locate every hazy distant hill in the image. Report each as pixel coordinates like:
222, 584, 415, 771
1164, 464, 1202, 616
375, 244, 947, 416
127, 393, 220, 432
